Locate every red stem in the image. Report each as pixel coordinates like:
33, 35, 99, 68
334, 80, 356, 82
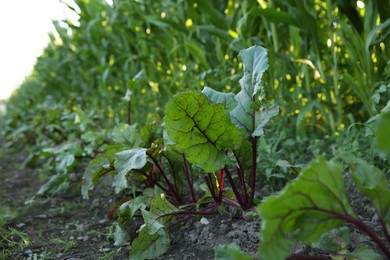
219, 169, 224, 201
133, 169, 173, 199
224, 166, 247, 209
249, 136, 258, 206
233, 151, 249, 203
163, 154, 179, 197
378, 213, 390, 245
183, 155, 197, 203
127, 100, 131, 125
235, 166, 249, 205
305, 207, 390, 258
147, 152, 182, 203
205, 174, 220, 204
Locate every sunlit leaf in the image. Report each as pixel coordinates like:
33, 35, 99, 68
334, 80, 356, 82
164, 91, 242, 172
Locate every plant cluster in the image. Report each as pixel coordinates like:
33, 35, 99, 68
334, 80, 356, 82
1, 0, 390, 259
82, 46, 279, 258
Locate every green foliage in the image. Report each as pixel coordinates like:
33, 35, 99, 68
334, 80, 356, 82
230, 46, 278, 137
116, 193, 176, 259
113, 148, 148, 193
340, 153, 390, 231
312, 226, 351, 252
165, 91, 243, 172
374, 101, 390, 159
129, 226, 170, 260
259, 154, 390, 259
0, 228, 30, 259
258, 157, 353, 260
1, 0, 390, 259
214, 243, 253, 260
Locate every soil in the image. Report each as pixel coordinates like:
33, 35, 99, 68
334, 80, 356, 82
0, 148, 261, 260
0, 146, 388, 260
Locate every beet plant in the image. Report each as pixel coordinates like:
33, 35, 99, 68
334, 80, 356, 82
164, 45, 278, 210
258, 104, 390, 260
81, 45, 279, 258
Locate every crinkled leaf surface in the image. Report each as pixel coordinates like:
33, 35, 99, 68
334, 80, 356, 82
108, 123, 142, 147
164, 91, 242, 172
142, 194, 178, 235
81, 144, 125, 199
113, 148, 148, 193
129, 226, 169, 260
258, 157, 354, 260
340, 153, 390, 232
202, 86, 237, 111
230, 46, 279, 137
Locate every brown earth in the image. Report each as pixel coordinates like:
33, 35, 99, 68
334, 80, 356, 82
0, 147, 260, 260
1, 146, 388, 260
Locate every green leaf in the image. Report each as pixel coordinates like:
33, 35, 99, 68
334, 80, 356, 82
113, 148, 148, 193
312, 226, 350, 252
230, 46, 279, 136
351, 243, 383, 260
118, 195, 150, 226
108, 123, 142, 147
113, 224, 130, 247
202, 86, 236, 111
73, 106, 93, 131
81, 144, 124, 199
214, 243, 253, 260
340, 153, 390, 232
184, 40, 209, 69
37, 174, 69, 197
142, 194, 178, 235
244, 8, 299, 27
55, 153, 76, 174
164, 91, 243, 172
122, 89, 133, 102
258, 157, 354, 260
129, 226, 170, 260
374, 101, 390, 159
